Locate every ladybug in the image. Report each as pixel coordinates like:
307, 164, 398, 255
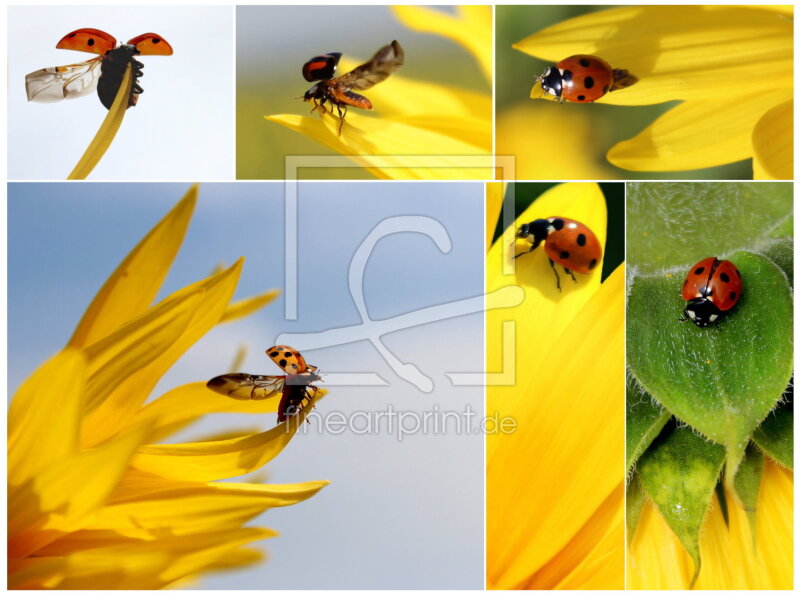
535, 54, 637, 103
680, 257, 742, 327
26, 28, 173, 110
207, 345, 321, 423
513, 217, 602, 291
302, 40, 404, 135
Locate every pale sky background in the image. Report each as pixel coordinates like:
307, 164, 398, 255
8, 6, 234, 180
8, 182, 485, 589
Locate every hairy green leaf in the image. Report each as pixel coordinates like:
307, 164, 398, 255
753, 393, 793, 470
626, 374, 670, 472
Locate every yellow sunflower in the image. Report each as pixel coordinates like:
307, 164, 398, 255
487, 183, 624, 589
8, 186, 327, 589
514, 5, 792, 179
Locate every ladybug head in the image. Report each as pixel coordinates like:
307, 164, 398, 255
539, 66, 563, 98
517, 219, 550, 250
683, 298, 722, 327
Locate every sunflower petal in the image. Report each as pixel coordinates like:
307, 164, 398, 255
514, 6, 792, 104
487, 266, 624, 588
8, 349, 87, 487
485, 183, 505, 250
607, 90, 792, 171
220, 288, 280, 323
752, 100, 793, 180
265, 114, 491, 180
391, 5, 492, 83
132, 399, 320, 481
81, 260, 244, 446
69, 186, 197, 347
133, 382, 281, 443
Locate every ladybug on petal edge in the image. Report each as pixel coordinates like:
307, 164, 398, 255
533, 54, 637, 103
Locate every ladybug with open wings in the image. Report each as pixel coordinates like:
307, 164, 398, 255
26, 28, 173, 110
302, 40, 404, 135
532, 54, 637, 103
207, 345, 322, 423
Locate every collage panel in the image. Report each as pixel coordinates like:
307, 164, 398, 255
236, 5, 492, 181
626, 182, 793, 588
486, 183, 625, 589
8, 5, 235, 181
496, 5, 792, 181
8, 182, 485, 589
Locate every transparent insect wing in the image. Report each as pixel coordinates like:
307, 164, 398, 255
206, 373, 286, 401
336, 40, 404, 91
25, 58, 103, 103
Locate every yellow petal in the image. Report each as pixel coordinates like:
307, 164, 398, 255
391, 5, 492, 83
67, 64, 132, 180
81, 260, 244, 447
496, 103, 620, 180
607, 89, 792, 171
752, 100, 793, 180
220, 288, 280, 323
45, 477, 328, 540
69, 186, 197, 348
8, 349, 86, 487
486, 183, 607, 400
9, 423, 151, 557
514, 6, 792, 105
487, 266, 624, 588
133, 382, 281, 443
132, 398, 321, 481
485, 182, 505, 250
628, 460, 792, 588
266, 113, 491, 180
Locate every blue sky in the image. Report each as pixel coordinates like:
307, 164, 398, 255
8, 181, 485, 589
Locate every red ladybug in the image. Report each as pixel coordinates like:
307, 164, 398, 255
536, 54, 637, 103
680, 257, 742, 327
513, 217, 602, 291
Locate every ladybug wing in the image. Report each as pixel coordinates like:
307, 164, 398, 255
56, 28, 116, 55
302, 53, 342, 82
334, 40, 404, 91
206, 373, 286, 401
25, 57, 103, 103
610, 68, 638, 92
127, 33, 174, 56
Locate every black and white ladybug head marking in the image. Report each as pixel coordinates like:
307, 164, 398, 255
517, 218, 564, 250
539, 66, 564, 98
683, 298, 721, 327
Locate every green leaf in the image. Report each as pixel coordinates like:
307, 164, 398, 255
637, 426, 725, 586
733, 443, 765, 540
628, 251, 792, 479
626, 374, 670, 472
627, 182, 792, 273
626, 474, 647, 544
760, 238, 793, 287
753, 393, 793, 470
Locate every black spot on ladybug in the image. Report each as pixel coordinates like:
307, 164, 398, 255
552, 218, 565, 230
579, 58, 591, 67
269, 351, 280, 357
69, 33, 77, 38
730, 291, 737, 300
88, 38, 95, 46
560, 251, 570, 260
720, 273, 730, 283
577, 95, 586, 101
279, 359, 288, 368
584, 76, 595, 89
577, 233, 587, 246
603, 85, 609, 94
589, 259, 597, 270
153, 38, 161, 44
562, 70, 573, 81
694, 266, 705, 275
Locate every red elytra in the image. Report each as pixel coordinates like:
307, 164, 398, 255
681, 257, 742, 311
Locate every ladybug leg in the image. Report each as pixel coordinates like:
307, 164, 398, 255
512, 242, 540, 260
548, 258, 562, 292
564, 267, 577, 284
336, 104, 347, 136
